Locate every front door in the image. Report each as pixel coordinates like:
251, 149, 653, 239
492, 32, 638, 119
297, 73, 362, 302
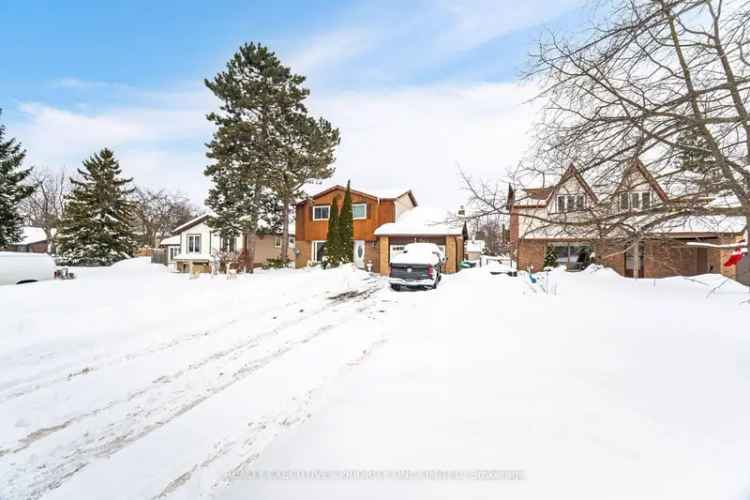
353, 240, 365, 269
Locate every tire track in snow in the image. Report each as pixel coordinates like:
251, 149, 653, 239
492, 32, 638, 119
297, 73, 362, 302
0, 292, 325, 404
2, 283, 386, 500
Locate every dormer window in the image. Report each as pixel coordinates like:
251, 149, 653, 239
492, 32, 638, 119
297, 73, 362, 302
620, 191, 652, 211
557, 194, 585, 213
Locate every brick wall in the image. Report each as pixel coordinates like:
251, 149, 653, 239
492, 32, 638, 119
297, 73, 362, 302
517, 240, 546, 271
594, 241, 626, 275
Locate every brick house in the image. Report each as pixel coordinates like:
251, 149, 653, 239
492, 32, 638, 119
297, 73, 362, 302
295, 185, 465, 275
509, 161, 749, 283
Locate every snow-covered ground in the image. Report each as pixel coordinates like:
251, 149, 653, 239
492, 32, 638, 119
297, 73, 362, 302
1, 259, 749, 499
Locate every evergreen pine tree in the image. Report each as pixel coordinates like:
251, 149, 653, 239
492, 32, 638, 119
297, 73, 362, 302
204, 42, 310, 272
324, 197, 341, 267
0, 115, 34, 248
676, 128, 722, 194
58, 149, 137, 265
337, 181, 354, 264
543, 246, 558, 268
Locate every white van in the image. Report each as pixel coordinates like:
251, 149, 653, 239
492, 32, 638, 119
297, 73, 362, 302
0, 252, 56, 286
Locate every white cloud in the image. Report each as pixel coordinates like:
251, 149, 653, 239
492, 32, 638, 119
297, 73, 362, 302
286, 27, 378, 75
10, 88, 215, 204
307, 81, 540, 209
9, 80, 538, 211
433, 0, 583, 52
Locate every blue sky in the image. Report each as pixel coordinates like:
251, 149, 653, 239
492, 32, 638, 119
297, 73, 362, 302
1, 0, 586, 209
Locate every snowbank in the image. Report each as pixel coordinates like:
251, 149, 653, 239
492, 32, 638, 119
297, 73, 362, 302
1, 264, 748, 499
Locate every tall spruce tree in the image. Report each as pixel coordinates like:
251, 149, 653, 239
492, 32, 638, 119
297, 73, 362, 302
272, 113, 340, 264
337, 181, 354, 264
0, 115, 34, 248
58, 149, 136, 265
324, 197, 341, 267
204, 42, 308, 272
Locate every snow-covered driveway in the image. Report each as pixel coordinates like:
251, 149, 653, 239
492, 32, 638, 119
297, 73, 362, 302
1, 260, 749, 499
0, 261, 392, 499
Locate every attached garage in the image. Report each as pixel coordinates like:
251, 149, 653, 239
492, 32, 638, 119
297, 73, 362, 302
374, 207, 465, 275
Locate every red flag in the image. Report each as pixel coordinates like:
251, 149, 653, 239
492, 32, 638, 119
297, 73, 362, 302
724, 240, 747, 267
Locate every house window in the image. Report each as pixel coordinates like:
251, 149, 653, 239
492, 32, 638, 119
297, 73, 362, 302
631, 192, 640, 210
312, 241, 326, 262
221, 236, 236, 252
641, 192, 651, 209
169, 246, 180, 260
187, 234, 201, 253
557, 196, 566, 213
313, 205, 330, 221
619, 192, 630, 211
551, 243, 592, 271
352, 203, 367, 220
274, 236, 282, 248
620, 191, 652, 211
557, 194, 584, 212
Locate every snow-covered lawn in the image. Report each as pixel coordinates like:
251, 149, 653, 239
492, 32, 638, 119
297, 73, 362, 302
1, 259, 749, 499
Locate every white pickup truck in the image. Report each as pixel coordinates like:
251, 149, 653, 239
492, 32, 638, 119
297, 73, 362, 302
0, 252, 56, 286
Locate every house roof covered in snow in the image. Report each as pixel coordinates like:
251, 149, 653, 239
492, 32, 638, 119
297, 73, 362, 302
160, 235, 181, 246
374, 206, 464, 236
648, 215, 747, 235
170, 213, 279, 235
297, 185, 417, 206
15, 227, 51, 245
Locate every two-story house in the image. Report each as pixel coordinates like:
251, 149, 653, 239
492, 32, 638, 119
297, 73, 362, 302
295, 185, 465, 275
509, 160, 749, 283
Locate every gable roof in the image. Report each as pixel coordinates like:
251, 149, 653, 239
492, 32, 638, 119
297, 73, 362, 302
172, 213, 210, 234
552, 163, 599, 203
297, 185, 418, 207
616, 158, 670, 203
511, 163, 598, 209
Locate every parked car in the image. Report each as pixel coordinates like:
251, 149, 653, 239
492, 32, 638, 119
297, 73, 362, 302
0, 252, 56, 286
389, 243, 443, 290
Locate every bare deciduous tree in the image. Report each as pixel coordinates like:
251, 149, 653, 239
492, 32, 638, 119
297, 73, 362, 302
21, 168, 69, 253
463, 0, 750, 268
130, 188, 198, 248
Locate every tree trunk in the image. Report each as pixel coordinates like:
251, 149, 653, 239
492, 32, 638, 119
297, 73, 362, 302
246, 231, 257, 273
281, 195, 290, 264
633, 238, 641, 280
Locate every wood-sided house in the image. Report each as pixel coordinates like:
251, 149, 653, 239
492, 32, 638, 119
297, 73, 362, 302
163, 214, 293, 273
509, 160, 749, 283
295, 185, 465, 275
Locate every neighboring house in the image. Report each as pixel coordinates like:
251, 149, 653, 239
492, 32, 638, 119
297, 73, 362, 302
465, 240, 485, 261
4, 227, 54, 253
166, 214, 294, 273
159, 234, 181, 266
509, 160, 748, 283
295, 185, 465, 274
